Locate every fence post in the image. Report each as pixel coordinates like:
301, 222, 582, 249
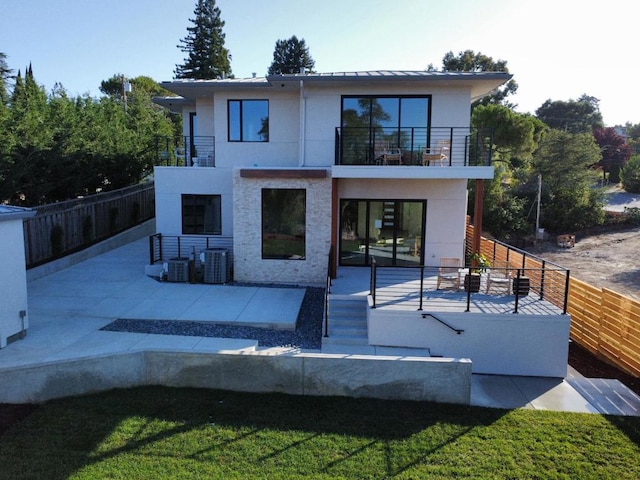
465, 267, 472, 312
370, 258, 377, 308
563, 270, 570, 314
514, 269, 521, 314
419, 265, 424, 311
540, 260, 546, 300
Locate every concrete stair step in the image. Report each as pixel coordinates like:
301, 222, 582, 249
329, 325, 367, 337
322, 334, 369, 346
329, 315, 367, 326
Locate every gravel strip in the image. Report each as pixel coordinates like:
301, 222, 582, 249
101, 286, 325, 350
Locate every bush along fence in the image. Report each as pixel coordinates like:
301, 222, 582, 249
466, 221, 640, 378
24, 182, 155, 268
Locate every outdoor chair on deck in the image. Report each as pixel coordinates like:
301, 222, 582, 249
374, 141, 403, 165
485, 261, 512, 294
422, 140, 450, 166
436, 257, 461, 290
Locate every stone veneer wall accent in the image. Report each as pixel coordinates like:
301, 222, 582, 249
233, 169, 332, 284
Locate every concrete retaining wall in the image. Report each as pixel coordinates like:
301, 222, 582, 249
0, 350, 472, 405
368, 307, 570, 378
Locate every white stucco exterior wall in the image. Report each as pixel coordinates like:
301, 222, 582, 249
367, 308, 571, 378
154, 167, 234, 236
232, 169, 332, 284
0, 217, 30, 347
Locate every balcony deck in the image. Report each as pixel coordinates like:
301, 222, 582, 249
331, 267, 565, 316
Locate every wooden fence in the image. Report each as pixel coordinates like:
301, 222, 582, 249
24, 182, 155, 268
467, 222, 640, 377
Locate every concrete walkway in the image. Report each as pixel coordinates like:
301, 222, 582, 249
1, 230, 639, 415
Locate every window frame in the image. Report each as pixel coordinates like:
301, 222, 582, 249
227, 99, 269, 142
261, 188, 306, 260
181, 194, 222, 235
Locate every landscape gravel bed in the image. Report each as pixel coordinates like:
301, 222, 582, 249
101, 286, 325, 350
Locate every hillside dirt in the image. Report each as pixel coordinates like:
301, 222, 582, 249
525, 225, 640, 302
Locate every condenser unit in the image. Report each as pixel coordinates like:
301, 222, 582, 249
203, 248, 228, 284
167, 257, 190, 282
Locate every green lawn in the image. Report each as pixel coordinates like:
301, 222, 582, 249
1, 386, 639, 479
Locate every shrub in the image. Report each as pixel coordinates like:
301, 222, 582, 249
621, 154, 640, 193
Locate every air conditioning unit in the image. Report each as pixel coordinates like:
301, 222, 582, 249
167, 257, 190, 282
203, 248, 228, 284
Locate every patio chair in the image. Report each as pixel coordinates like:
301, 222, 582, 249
436, 257, 461, 290
374, 141, 403, 165
422, 140, 450, 166
485, 260, 512, 294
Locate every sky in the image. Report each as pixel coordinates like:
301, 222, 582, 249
1, 0, 638, 126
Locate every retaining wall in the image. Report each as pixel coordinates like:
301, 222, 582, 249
0, 350, 472, 405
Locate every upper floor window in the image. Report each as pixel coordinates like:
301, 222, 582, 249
228, 99, 269, 142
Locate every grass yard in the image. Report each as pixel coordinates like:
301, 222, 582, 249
0, 386, 639, 479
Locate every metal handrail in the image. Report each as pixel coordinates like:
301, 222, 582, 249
422, 313, 464, 334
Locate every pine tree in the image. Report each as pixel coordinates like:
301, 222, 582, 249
174, 0, 232, 80
0, 52, 12, 105
268, 35, 315, 75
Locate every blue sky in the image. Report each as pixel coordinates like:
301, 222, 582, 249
2, 0, 638, 126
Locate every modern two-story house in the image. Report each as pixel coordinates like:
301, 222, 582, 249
151, 70, 572, 378
153, 70, 509, 284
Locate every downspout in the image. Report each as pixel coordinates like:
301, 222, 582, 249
299, 79, 305, 166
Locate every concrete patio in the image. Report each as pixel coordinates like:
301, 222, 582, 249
1, 223, 639, 415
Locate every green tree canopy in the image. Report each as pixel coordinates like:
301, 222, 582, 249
267, 35, 315, 75
530, 129, 604, 232
175, 0, 232, 80
535, 94, 604, 133
0, 61, 177, 206
434, 50, 518, 107
472, 104, 546, 168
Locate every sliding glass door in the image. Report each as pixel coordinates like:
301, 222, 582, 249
339, 199, 425, 266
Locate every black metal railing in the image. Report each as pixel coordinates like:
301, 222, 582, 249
335, 127, 493, 166
154, 136, 215, 167
149, 233, 233, 264
324, 246, 333, 337
465, 236, 572, 313
368, 262, 570, 315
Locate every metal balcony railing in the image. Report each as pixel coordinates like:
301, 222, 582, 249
154, 136, 215, 167
334, 127, 493, 167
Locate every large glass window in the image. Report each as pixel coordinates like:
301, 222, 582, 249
228, 99, 269, 142
262, 189, 305, 260
182, 194, 221, 235
340, 96, 430, 165
339, 199, 425, 266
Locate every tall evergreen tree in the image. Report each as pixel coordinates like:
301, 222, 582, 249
435, 50, 518, 108
0, 52, 12, 105
268, 35, 315, 75
175, 0, 232, 80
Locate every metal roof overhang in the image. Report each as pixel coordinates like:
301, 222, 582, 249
158, 71, 512, 103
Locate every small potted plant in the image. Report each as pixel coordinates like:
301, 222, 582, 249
464, 252, 490, 292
